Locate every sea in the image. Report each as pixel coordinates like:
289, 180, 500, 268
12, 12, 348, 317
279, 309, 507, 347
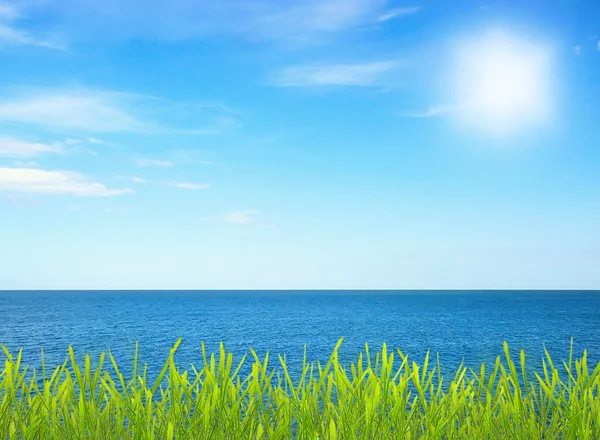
0, 290, 599, 385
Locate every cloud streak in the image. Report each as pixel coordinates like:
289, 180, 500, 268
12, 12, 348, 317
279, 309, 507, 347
166, 181, 211, 190
117, 176, 210, 190
0, 167, 133, 197
399, 105, 451, 118
0, 3, 64, 50
0, 137, 63, 157
0, 86, 238, 134
135, 158, 173, 167
1, 0, 422, 51
377, 6, 420, 22
129, 176, 147, 183
271, 61, 402, 87
0, 24, 65, 50
0, 87, 149, 132
20, 0, 389, 45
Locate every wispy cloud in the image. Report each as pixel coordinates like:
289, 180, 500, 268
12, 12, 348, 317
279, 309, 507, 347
255, 0, 385, 41
574, 45, 582, 56
597, 40, 600, 51
0, 86, 238, 134
398, 105, 451, 118
0, 136, 118, 159
166, 181, 211, 190
377, 6, 420, 22
0, 167, 133, 197
63, 138, 83, 146
116, 176, 210, 189
0, 87, 148, 132
63, 137, 117, 146
272, 61, 402, 87
223, 209, 260, 224
0, 24, 65, 50
57, 137, 117, 156
126, 176, 147, 183
0, 3, 64, 50
0, 137, 63, 158
27, 0, 389, 45
135, 158, 173, 167
116, 176, 147, 184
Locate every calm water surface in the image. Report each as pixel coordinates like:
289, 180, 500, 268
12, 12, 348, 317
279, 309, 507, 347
0, 290, 598, 383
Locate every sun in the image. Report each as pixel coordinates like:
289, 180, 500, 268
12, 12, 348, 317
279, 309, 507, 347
449, 30, 554, 136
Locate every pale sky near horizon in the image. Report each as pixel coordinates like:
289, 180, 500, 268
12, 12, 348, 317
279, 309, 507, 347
0, 0, 599, 290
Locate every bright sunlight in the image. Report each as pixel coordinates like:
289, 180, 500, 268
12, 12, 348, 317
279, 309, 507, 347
449, 30, 554, 136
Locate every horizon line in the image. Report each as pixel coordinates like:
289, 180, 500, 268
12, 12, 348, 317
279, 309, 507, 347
1, 288, 599, 292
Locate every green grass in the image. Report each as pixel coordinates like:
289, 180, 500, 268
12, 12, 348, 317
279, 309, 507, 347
1, 338, 599, 439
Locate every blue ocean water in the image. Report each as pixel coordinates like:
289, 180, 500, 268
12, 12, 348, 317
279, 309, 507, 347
0, 290, 599, 384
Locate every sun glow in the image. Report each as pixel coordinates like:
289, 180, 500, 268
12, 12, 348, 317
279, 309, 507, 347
449, 30, 554, 136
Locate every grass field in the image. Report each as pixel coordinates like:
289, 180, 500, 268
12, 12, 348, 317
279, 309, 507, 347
1, 338, 599, 439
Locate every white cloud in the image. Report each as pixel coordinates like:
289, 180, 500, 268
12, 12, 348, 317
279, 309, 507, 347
223, 209, 260, 224
597, 40, 600, 51
0, 86, 237, 134
117, 176, 209, 189
0, 87, 149, 132
0, 137, 62, 157
116, 176, 148, 183
15, 0, 389, 45
60, 137, 120, 155
574, 45, 582, 56
62, 138, 82, 145
136, 158, 173, 167
0, 24, 64, 50
272, 61, 402, 87
166, 181, 211, 190
377, 6, 420, 22
0, 167, 133, 197
0, 136, 114, 159
264, 0, 384, 36
399, 105, 451, 118
0, 3, 64, 50
63, 137, 110, 145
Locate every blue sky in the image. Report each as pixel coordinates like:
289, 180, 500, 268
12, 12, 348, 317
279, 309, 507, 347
0, 0, 599, 289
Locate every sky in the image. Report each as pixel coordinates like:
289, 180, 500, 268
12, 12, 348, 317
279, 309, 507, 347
0, 0, 599, 290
